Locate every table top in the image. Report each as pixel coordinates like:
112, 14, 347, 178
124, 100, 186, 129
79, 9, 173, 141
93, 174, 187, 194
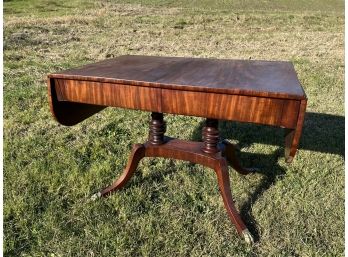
49, 55, 306, 100
48, 55, 307, 162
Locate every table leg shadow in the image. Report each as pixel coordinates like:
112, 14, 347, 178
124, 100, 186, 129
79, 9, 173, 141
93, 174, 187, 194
93, 114, 257, 244
92, 112, 343, 243
189, 111, 344, 242
190, 120, 286, 243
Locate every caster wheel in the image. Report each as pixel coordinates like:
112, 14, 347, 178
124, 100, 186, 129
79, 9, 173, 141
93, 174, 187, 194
90, 192, 102, 201
242, 229, 254, 245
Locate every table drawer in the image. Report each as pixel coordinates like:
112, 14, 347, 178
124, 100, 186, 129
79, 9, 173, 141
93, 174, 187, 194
161, 89, 300, 128
53, 78, 300, 129
54, 79, 161, 112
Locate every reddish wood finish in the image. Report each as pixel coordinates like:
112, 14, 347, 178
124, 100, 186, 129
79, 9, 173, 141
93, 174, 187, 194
221, 140, 259, 175
49, 55, 306, 100
97, 114, 257, 243
48, 78, 105, 126
161, 89, 300, 128
100, 144, 145, 196
50, 78, 301, 129
54, 79, 161, 112
148, 112, 166, 145
48, 56, 307, 160
144, 138, 249, 235
100, 137, 252, 238
285, 99, 307, 163
202, 119, 220, 154
48, 55, 307, 244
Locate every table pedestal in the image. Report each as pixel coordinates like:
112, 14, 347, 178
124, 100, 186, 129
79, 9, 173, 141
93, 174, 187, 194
94, 112, 256, 244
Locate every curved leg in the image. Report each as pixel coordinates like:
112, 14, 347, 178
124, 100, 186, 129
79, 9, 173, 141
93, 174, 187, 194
214, 159, 254, 245
222, 140, 258, 175
92, 144, 146, 199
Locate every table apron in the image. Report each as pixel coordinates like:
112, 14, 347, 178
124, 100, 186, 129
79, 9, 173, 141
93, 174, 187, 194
162, 89, 300, 128
53, 79, 300, 129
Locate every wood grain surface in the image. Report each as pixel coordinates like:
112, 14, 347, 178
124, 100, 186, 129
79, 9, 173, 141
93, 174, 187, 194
97, 112, 259, 242
48, 55, 307, 161
48, 55, 308, 241
55, 79, 161, 112
52, 78, 301, 128
49, 55, 306, 100
48, 78, 106, 126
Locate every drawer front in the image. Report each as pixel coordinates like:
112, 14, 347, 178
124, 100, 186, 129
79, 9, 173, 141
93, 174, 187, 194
161, 89, 300, 128
54, 79, 161, 112
54, 79, 300, 128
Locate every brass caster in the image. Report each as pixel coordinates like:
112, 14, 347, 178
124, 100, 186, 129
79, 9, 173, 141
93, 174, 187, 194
90, 192, 102, 201
242, 229, 254, 245
285, 156, 294, 164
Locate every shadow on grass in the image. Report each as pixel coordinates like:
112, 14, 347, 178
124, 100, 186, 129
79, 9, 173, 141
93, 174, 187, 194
101, 112, 343, 241
189, 111, 344, 242
191, 112, 344, 157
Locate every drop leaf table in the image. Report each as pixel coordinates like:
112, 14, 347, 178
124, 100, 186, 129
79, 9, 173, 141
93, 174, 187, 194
48, 55, 307, 244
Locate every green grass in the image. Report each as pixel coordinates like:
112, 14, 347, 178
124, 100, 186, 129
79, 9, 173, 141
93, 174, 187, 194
4, 0, 344, 256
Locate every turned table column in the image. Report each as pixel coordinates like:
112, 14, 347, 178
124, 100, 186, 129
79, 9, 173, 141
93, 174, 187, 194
148, 112, 166, 145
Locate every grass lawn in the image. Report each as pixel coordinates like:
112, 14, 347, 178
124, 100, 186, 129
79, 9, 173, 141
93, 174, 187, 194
4, 0, 344, 256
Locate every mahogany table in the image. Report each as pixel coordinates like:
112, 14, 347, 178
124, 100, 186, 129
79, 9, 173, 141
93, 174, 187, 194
48, 55, 307, 244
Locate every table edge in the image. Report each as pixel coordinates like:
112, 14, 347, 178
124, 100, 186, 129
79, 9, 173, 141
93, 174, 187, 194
48, 74, 307, 100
